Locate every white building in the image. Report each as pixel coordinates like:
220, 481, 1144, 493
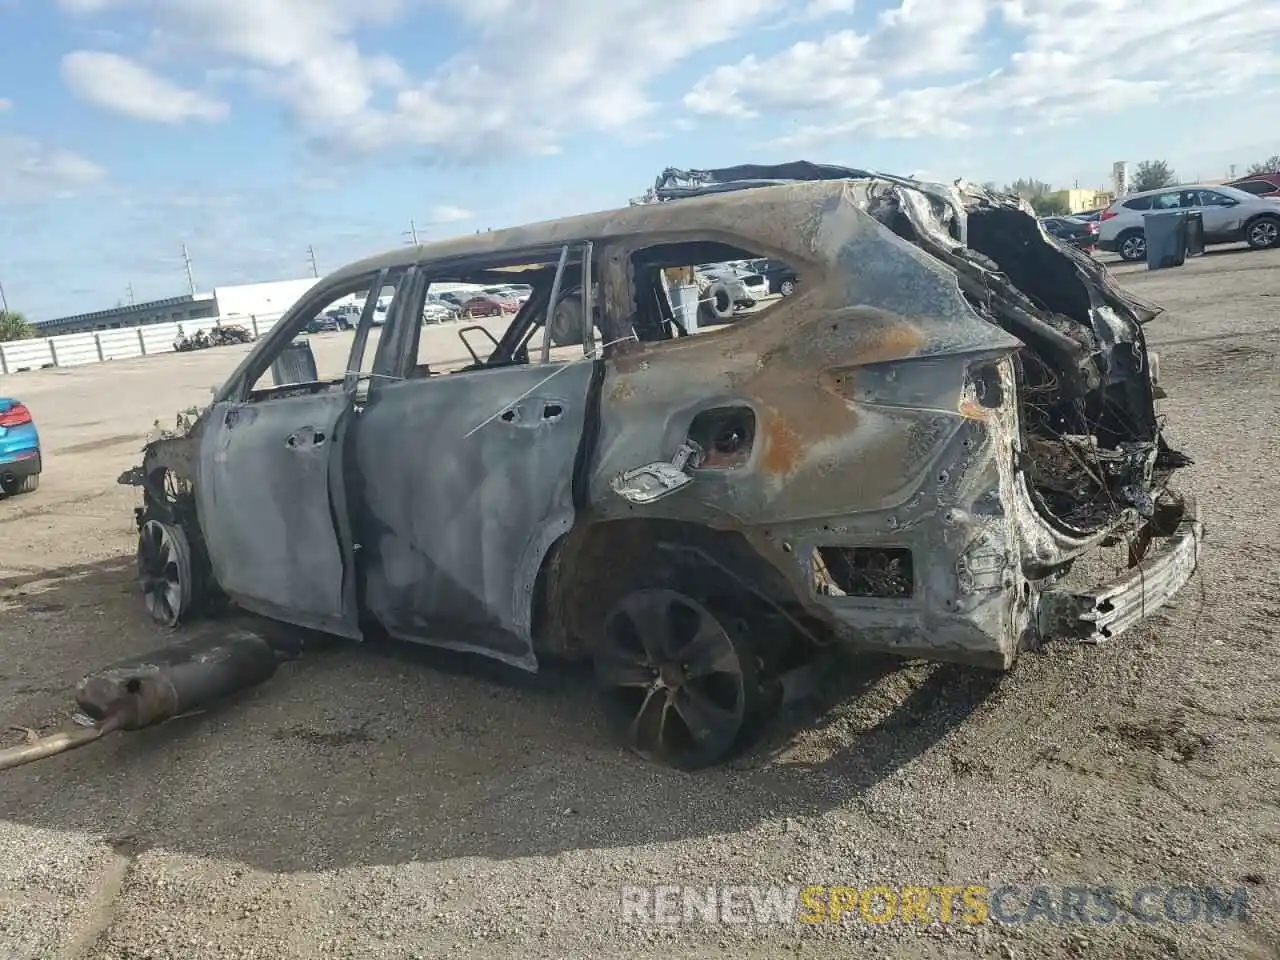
37, 278, 322, 336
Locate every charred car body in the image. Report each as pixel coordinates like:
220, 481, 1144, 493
120, 162, 1201, 770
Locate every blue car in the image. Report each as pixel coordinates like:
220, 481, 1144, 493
0, 397, 41, 496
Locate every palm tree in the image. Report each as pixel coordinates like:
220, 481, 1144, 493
0, 309, 34, 343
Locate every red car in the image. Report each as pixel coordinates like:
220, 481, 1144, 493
459, 296, 506, 318
1227, 172, 1280, 198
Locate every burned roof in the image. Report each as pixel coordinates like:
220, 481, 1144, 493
329, 179, 862, 283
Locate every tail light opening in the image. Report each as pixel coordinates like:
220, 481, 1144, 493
0, 403, 32, 427
1098, 209, 1119, 222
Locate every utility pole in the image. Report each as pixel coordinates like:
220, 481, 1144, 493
181, 243, 196, 294
1228, 163, 1237, 179
402, 219, 420, 245
127, 282, 135, 305
307, 245, 319, 278
0, 280, 8, 312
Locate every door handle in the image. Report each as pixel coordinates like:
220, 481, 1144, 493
496, 399, 567, 427
286, 427, 326, 449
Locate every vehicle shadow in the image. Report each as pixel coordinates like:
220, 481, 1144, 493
0, 555, 1001, 873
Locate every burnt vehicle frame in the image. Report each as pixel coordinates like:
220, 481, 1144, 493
120, 166, 1201, 769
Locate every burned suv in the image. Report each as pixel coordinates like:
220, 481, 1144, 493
122, 162, 1200, 770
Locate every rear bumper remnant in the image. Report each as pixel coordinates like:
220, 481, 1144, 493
1039, 497, 1202, 644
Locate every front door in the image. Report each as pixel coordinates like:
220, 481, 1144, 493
197, 391, 359, 636
1182, 189, 1243, 241
194, 266, 408, 638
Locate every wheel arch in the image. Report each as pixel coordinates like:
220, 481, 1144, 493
530, 517, 826, 662
1243, 211, 1280, 244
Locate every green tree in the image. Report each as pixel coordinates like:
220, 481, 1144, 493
1132, 160, 1176, 192
1004, 177, 1055, 201
1246, 155, 1280, 176
1032, 191, 1070, 216
0, 309, 34, 343
999, 178, 1069, 215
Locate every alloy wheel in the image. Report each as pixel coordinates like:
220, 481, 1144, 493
1121, 235, 1146, 261
595, 588, 755, 769
1249, 220, 1279, 249
136, 519, 193, 627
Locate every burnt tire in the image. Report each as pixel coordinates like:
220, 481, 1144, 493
1245, 216, 1280, 250
594, 586, 776, 770
0, 472, 38, 495
702, 282, 734, 322
1117, 230, 1146, 262
549, 297, 584, 348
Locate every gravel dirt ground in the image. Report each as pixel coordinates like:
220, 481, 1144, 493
0, 246, 1277, 960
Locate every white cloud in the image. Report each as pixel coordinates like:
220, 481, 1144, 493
0, 136, 106, 204
801, 0, 855, 17
61, 51, 228, 122
685, 32, 880, 118
428, 205, 473, 223
55, 0, 784, 158
687, 0, 1280, 147
50, 0, 1280, 166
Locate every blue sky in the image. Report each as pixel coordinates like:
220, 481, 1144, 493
1, 0, 1276, 321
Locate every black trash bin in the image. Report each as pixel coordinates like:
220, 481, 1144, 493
270, 337, 319, 385
1142, 210, 1189, 270
1185, 210, 1206, 257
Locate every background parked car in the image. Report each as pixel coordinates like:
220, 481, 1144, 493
459, 295, 506, 318
1040, 215, 1100, 251
745, 257, 799, 296
1097, 184, 1280, 261
422, 297, 460, 323
306, 315, 342, 333
0, 397, 41, 496
1226, 173, 1280, 198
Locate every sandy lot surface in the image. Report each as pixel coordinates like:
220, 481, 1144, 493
0, 248, 1277, 959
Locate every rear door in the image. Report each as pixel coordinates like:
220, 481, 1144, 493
195, 267, 406, 637
350, 243, 599, 669
1187, 189, 1246, 240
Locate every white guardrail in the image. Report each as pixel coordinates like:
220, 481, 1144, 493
0, 314, 286, 376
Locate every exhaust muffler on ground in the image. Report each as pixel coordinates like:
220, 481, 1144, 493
0, 628, 283, 772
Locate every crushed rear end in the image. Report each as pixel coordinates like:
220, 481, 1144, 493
629, 165, 1200, 668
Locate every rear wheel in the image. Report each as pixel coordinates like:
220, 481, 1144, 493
1118, 231, 1146, 262
778, 278, 796, 296
0, 472, 38, 495
1246, 216, 1280, 250
594, 587, 768, 769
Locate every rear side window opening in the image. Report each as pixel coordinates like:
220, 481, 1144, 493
624, 240, 802, 344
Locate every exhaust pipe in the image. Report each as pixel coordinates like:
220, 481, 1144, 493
0, 628, 284, 772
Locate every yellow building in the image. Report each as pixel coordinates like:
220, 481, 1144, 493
1063, 188, 1114, 213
